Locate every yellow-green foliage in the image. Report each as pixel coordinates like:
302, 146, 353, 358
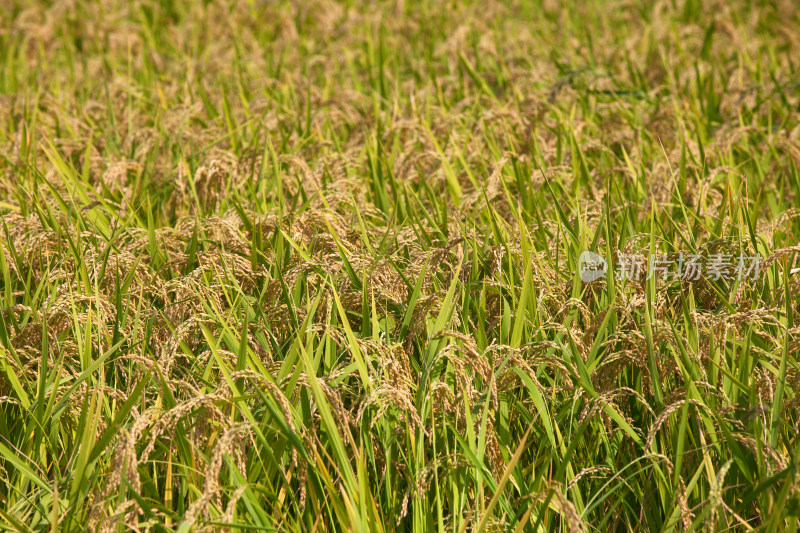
0, 0, 799, 531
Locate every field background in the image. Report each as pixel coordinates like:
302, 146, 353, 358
1, 0, 800, 531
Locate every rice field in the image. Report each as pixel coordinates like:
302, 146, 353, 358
1, 0, 800, 531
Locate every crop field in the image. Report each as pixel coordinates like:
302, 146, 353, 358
1, 0, 800, 531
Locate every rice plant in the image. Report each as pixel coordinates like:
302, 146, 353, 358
1, 0, 799, 531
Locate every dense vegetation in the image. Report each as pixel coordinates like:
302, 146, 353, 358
1, 0, 800, 530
